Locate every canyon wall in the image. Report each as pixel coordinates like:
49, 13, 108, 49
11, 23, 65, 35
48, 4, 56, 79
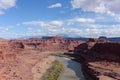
0, 36, 84, 80
74, 38, 120, 80
10, 36, 84, 52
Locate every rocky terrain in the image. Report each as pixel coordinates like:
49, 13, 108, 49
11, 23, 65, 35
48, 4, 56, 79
0, 40, 56, 80
0, 36, 84, 80
10, 36, 84, 52
0, 35, 120, 80
74, 38, 120, 80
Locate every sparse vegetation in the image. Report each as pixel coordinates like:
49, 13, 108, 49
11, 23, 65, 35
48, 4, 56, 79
41, 60, 64, 80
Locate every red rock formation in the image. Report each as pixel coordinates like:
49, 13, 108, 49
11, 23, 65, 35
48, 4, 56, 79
74, 38, 120, 80
0, 36, 84, 80
10, 36, 84, 52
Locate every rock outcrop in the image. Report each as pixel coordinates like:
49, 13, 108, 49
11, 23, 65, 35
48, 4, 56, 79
10, 36, 84, 52
0, 36, 84, 80
0, 40, 56, 80
74, 38, 120, 80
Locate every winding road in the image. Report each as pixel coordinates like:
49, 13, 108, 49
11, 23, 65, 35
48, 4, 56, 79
57, 57, 85, 80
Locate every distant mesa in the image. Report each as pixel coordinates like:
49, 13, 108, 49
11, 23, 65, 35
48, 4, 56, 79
51, 35, 65, 40
99, 36, 107, 39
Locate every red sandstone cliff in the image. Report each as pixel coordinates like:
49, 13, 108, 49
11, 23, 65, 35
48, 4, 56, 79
10, 36, 84, 52
0, 36, 84, 80
74, 38, 120, 80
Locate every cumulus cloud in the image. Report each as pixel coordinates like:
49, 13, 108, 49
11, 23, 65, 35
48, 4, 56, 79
0, 0, 16, 14
21, 19, 120, 38
24, 24, 120, 38
46, 28, 83, 37
71, 0, 120, 16
22, 18, 94, 28
69, 18, 95, 24
23, 20, 64, 27
49, 21, 63, 27
48, 3, 62, 8
85, 24, 120, 37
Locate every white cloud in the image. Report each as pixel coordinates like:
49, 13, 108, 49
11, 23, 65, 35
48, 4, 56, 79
23, 20, 64, 27
107, 0, 120, 12
69, 18, 95, 24
114, 14, 120, 22
48, 3, 62, 8
49, 21, 63, 27
0, 0, 16, 14
0, 10, 4, 14
83, 24, 120, 37
71, 0, 120, 16
25, 24, 120, 38
22, 18, 94, 28
21, 18, 120, 38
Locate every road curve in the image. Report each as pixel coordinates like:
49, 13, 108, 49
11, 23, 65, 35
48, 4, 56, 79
57, 57, 85, 80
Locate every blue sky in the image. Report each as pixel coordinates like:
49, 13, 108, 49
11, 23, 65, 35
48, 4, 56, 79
0, 0, 120, 38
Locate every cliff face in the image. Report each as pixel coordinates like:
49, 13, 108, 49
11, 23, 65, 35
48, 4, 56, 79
0, 39, 57, 80
10, 36, 84, 52
0, 36, 84, 80
74, 38, 120, 80
0, 36, 84, 64
91, 42, 120, 54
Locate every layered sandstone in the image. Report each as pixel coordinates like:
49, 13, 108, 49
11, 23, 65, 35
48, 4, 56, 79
0, 36, 84, 80
10, 36, 84, 52
0, 39, 56, 80
74, 38, 120, 80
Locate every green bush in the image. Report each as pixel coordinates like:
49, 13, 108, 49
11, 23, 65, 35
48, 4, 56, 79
41, 60, 64, 80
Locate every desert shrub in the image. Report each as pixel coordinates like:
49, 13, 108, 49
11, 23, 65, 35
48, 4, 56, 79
41, 60, 64, 80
